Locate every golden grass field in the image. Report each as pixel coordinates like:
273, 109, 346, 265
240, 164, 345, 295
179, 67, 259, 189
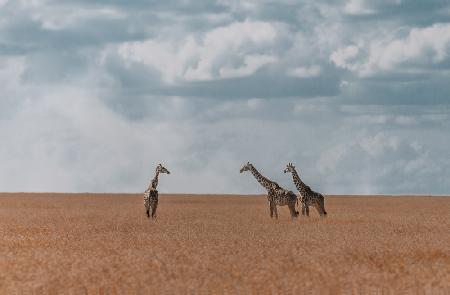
0, 193, 449, 294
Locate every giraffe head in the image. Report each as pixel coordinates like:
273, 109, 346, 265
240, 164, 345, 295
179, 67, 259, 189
239, 162, 252, 173
156, 163, 170, 174
283, 162, 296, 174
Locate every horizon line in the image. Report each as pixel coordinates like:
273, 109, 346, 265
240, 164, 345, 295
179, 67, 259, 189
0, 192, 449, 197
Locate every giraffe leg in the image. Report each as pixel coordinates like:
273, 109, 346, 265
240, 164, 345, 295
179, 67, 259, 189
151, 201, 158, 219
317, 201, 327, 217
314, 203, 323, 217
288, 202, 298, 219
321, 198, 327, 216
145, 202, 150, 218
269, 202, 274, 218
144, 195, 150, 218
273, 205, 278, 219
305, 205, 310, 217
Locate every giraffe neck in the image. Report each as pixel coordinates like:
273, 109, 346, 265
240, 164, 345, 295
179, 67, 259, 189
150, 171, 160, 189
291, 169, 309, 195
249, 166, 275, 191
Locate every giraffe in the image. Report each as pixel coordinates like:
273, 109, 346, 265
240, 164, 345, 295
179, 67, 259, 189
283, 163, 327, 217
144, 163, 170, 218
240, 162, 298, 219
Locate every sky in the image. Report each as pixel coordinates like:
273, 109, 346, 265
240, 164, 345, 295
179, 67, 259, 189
1, 0, 450, 195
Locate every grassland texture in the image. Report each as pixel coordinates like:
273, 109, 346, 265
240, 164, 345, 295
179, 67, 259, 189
0, 194, 449, 294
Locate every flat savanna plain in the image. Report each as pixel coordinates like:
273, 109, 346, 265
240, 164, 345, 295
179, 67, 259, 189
0, 194, 449, 294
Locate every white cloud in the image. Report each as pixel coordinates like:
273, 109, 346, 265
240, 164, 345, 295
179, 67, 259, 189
293, 99, 331, 113
117, 20, 278, 82
331, 23, 450, 76
287, 65, 321, 78
317, 144, 347, 174
329, 45, 363, 72
350, 115, 389, 125
371, 23, 450, 69
318, 132, 400, 174
315, 130, 448, 194
343, 0, 402, 15
218, 54, 277, 79
216, 0, 259, 13
0, 57, 27, 117
37, 7, 126, 31
343, 0, 375, 15
0, 56, 26, 90
339, 80, 349, 88
6, 1, 126, 31
358, 132, 399, 156
0, 86, 192, 192
247, 98, 263, 110
395, 116, 417, 125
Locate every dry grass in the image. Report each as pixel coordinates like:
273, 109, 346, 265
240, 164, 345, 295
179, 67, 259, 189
0, 193, 449, 294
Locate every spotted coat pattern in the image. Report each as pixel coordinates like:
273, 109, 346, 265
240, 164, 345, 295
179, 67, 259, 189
284, 163, 327, 217
144, 164, 170, 219
240, 162, 298, 219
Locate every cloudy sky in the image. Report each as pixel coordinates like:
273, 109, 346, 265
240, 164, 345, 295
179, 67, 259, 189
1, 0, 450, 194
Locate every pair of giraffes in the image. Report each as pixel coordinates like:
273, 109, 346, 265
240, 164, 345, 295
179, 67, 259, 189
144, 162, 327, 219
240, 162, 327, 219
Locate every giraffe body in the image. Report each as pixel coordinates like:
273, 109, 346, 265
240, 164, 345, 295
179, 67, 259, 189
267, 186, 299, 219
144, 164, 170, 219
240, 162, 298, 219
144, 188, 158, 218
284, 163, 327, 217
